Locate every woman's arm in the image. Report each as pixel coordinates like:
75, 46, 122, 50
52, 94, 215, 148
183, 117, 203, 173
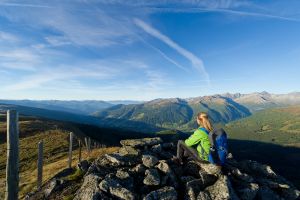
185, 129, 204, 147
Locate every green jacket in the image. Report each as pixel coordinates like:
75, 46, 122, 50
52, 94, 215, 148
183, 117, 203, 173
185, 127, 210, 161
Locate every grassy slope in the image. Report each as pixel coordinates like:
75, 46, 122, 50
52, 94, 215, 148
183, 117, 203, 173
225, 106, 300, 146
225, 106, 300, 188
0, 114, 120, 199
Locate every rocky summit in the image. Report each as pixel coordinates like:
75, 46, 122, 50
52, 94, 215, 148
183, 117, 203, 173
28, 137, 300, 200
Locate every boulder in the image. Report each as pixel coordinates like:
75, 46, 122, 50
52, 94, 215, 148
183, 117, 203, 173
230, 167, 254, 183
116, 169, 131, 179
105, 153, 139, 166
198, 171, 218, 188
74, 174, 101, 200
130, 163, 147, 174
198, 162, 222, 175
142, 155, 159, 168
156, 160, 172, 173
185, 179, 203, 200
116, 169, 135, 191
151, 144, 162, 153
235, 182, 259, 200
239, 160, 277, 179
181, 176, 196, 184
183, 161, 201, 178
206, 175, 239, 200
99, 177, 136, 200
143, 186, 177, 200
162, 143, 174, 150
143, 169, 160, 186
120, 137, 163, 148
119, 146, 141, 156
197, 191, 212, 200
256, 186, 281, 200
44, 179, 61, 198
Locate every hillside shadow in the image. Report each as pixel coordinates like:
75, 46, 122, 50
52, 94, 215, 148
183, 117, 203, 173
228, 139, 300, 189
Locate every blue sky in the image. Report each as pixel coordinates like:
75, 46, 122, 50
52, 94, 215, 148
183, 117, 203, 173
0, 0, 299, 100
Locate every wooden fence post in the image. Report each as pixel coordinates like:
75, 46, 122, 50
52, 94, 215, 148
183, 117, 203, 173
78, 140, 82, 163
5, 110, 19, 200
37, 141, 43, 190
88, 137, 91, 152
85, 137, 88, 152
68, 132, 73, 168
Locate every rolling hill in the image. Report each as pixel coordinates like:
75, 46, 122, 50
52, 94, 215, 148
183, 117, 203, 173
225, 105, 300, 145
93, 95, 251, 131
0, 100, 114, 115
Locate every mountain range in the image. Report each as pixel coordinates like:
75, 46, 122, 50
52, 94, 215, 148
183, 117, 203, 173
1, 91, 300, 132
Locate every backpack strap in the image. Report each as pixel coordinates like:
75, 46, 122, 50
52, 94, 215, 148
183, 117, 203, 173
199, 127, 215, 149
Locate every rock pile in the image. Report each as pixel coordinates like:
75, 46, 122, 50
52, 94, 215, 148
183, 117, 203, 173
71, 137, 299, 200
29, 137, 299, 200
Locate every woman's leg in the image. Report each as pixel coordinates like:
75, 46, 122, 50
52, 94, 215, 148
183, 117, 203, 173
177, 140, 201, 162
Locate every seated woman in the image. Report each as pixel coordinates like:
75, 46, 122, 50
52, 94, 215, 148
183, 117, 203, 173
176, 112, 213, 163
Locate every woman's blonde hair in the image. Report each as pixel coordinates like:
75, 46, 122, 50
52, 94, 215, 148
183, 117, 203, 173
197, 112, 213, 132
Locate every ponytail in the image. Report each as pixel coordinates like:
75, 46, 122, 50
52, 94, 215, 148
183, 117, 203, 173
197, 112, 213, 132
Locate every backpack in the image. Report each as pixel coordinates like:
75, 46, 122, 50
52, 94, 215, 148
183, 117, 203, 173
200, 127, 228, 165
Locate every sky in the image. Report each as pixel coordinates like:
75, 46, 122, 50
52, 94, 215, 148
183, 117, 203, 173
0, 0, 300, 100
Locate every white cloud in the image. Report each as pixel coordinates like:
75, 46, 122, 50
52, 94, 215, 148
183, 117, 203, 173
134, 18, 210, 82
0, 31, 19, 42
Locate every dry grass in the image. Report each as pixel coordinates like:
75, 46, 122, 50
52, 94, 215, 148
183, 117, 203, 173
0, 125, 119, 199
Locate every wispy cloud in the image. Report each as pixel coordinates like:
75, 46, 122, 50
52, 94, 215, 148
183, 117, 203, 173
0, 31, 19, 42
0, 2, 52, 8
152, 7, 300, 22
137, 36, 189, 72
4, 63, 118, 91
134, 18, 210, 82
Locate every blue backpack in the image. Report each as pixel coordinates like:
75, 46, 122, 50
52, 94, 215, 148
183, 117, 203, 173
200, 128, 228, 165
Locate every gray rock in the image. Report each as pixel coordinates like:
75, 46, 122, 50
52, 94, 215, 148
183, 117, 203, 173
105, 153, 139, 166
99, 177, 136, 200
144, 169, 161, 186
235, 183, 259, 200
230, 167, 254, 183
152, 144, 162, 153
181, 176, 196, 184
197, 191, 212, 200
120, 137, 163, 148
162, 143, 174, 150
119, 146, 141, 156
74, 174, 101, 200
256, 186, 281, 200
183, 161, 201, 178
158, 151, 174, 160
280, 188, 300, 200
143, 186, 177, 200
116, 169, 131, 179
77, 160, 90, 172
198, 162, 222, 175
186, 179, 203, 200
206, 175, 239, 200
130, 164, 146, 174
239, 160, 277, 179
110, 186, 136, 200
116, 169, 135, 191
156, 160, 172, 173
156, 160, 178, 187
44, 179, 60, 198
198, 171, 218, 188
142, 155, 159, 168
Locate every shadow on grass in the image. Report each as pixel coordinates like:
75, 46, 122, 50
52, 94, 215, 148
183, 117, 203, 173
228, 139, 300, 189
